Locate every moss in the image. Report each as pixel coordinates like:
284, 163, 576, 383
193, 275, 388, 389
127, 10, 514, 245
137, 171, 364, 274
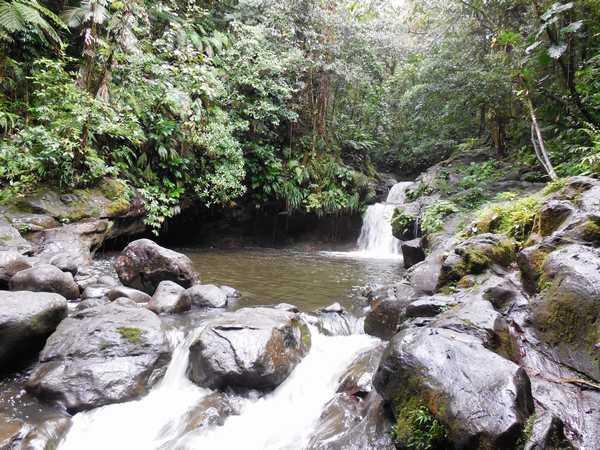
533, 282, 600, 367
117, 327, 144, 344
581, 217, 600, 243
472, 195, 542, 244
542, 178, 567, 195
390, 375, 451, 450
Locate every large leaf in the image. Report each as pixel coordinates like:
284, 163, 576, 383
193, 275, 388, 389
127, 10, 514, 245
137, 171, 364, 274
548, 43, 567, 59
541, 2, 574, 22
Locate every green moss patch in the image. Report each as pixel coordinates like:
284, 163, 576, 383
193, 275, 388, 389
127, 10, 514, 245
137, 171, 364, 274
117, 327, 144, 344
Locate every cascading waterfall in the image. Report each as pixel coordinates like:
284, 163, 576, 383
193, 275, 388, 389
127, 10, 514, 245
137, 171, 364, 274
356, 181, 413, 257
57, 324, 378, 450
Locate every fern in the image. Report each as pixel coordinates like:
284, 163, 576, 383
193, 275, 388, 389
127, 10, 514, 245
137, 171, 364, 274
0, 0, 65, 44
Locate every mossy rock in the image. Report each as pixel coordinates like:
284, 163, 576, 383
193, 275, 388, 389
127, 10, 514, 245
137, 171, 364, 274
530, 245, 600, 380
439, 234, 516, 288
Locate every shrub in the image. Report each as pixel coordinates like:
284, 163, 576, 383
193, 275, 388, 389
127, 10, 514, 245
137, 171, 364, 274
421, 201, 459, 235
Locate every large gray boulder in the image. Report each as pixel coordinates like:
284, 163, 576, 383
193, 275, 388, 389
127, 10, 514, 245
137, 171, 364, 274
0, 291, 67, 369
114, 239, 199, 294
27, 302, 168, 413
187, 307, 311, 390
530, 244, 600, 380
374, 327, 533, 449
9, 264, 80, 299
180, 284, 228, 308
147, 280, 190, 314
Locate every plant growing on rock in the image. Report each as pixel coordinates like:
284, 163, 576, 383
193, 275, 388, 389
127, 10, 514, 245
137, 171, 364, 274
421, 201, 459, 236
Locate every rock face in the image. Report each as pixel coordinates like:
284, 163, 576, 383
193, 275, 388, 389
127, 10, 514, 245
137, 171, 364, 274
114, 239, 199, 294
147, 280, 190, 314
27, 302, 168, 413
0, 291, 67, 369
530, 244, 600, 380
188, 307, 311, 390
180, 284, 228, 308
374, 327, 533, 449
9, 264, 80, 299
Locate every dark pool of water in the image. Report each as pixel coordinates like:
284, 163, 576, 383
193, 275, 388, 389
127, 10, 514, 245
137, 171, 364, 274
180, 247, 404, 312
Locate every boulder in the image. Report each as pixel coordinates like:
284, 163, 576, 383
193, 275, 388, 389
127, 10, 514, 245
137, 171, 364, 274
28, 220, 113, 269
0, 250, 33, 288
306, 392, 395, 450
364, 298, 408, 340
374, 327, 533, 449
147, 280, 190, 314
530, 244, 600, 380
405, 295, 456, 318
114, 239, 199, 294
405, 257, 442, 296
0, 291, 67, 369
187, 307, 310, 390
180, 284, 227, 309
401, 238, 425, 269
107, 286, 151, 304
26, 302, 168, 413
0, 216, 32, 254
0, 416, 22, 449
220, 285, 241, 299
9, 264, 80, 299
82, 284, 112, 300
439, 233, 515, 287
75, 297, 109, 311
312, 306, 360, 337
19, 417, 72, 450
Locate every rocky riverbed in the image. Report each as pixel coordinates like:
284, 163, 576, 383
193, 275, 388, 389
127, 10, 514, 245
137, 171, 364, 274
0, 176, 599, 449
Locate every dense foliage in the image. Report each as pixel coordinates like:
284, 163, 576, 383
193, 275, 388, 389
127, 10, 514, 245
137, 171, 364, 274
0, 0, 599, 230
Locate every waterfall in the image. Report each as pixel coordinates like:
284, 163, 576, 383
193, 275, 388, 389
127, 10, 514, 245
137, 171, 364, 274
57, 326, 378, 450
356, 182, 413, 258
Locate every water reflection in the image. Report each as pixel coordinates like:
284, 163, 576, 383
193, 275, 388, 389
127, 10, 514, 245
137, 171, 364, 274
181, 247, 404, 312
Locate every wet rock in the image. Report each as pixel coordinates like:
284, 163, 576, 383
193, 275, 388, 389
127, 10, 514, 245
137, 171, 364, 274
313, 306, 360, 336
273, 303, 300, 313
481, 275, 520, 309
308, 344, 394, 450
434, 296, 511, 351
405, 257, 442, 295
374, 327, 533, 449
187, 307, 310, 391
82, 284, 111, 300
401, 238, 425, 269
75, 297, 109, 311
0, 251, 33, 288
337, 345, 385, 396
107, 286, 151, 304
219, 285, 241, 299
9, 264, 80, 299
148, 280, 190, 315
0, 291, 67, 369
27, 302, 168, 413
114, 239, 199, 294
439, 233, 515, 287
0, 416, 23, 449
97, 275, 119, 287
0, 216, 32, 254
517, 244, 553, 294
530, 244, 600, 380
6, 211, 59, 233
179, 393, 237, 435
405, 295, 455, 318
364, 298, 407, 340
538, 200, 574, 236
28, 220, 113, 269
19, 417, 72, 450
180, 284, 227, 309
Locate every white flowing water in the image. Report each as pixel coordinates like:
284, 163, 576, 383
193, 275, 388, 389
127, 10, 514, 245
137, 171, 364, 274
355, 181, 413, 258
58, 325, 378, 450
